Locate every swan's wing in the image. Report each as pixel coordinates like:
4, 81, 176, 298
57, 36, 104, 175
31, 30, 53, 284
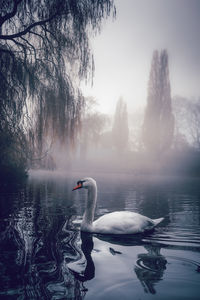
93, 211, 155, 234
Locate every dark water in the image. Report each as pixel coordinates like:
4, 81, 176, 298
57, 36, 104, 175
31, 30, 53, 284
0, 171, 200, 299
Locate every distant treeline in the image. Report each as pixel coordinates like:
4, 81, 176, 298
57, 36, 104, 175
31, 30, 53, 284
64, 50, 200, 176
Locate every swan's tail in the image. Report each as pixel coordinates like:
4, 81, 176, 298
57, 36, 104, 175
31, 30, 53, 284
153, 217, 164, 226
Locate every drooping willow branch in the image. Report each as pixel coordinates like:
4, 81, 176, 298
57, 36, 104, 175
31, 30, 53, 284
0, 13, 59, 40
0, 0, 23, 27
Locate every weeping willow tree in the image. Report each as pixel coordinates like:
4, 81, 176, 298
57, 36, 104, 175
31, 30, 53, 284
0, 0, 115, 177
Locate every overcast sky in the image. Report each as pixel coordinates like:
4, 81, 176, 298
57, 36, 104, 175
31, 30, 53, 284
81, 0, 200, 114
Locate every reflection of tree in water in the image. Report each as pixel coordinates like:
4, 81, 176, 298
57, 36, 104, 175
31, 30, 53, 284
0, 180, 86, 299
97, 181, 128, 214
136, 180, 170, 220
134, 244, 167, 294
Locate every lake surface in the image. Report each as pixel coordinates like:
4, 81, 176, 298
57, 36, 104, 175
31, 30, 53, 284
0, 171, 200, 299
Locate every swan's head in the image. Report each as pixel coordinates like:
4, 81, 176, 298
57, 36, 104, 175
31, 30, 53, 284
72, 177, 96, 191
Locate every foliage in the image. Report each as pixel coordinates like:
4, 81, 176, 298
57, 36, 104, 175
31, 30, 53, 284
112, 97, 129, 154
0, 0, 115, 175
187, 99, 200, 150
0, 128, 28, 182
79, 97, 109, 159
142, 49, 174, 157
173, 96, 200, 150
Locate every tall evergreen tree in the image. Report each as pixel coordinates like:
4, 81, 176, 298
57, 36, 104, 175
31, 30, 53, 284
112, 97, 129, 154
143, 49, 174, 156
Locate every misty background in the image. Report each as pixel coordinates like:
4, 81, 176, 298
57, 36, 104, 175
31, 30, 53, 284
77, 0, 200, 175
1, 0, 200, 181
82, 0, 200, 113
46, 0, 200, 176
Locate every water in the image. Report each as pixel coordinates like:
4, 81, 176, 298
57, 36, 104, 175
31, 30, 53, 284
0, 171, 200, 299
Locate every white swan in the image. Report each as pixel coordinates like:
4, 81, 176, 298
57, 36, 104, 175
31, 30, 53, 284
72, 177, 164, 234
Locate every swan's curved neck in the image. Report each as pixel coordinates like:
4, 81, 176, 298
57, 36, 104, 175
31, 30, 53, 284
81, 184, 97, 232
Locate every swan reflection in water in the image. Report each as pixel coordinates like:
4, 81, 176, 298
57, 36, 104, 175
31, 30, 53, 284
69, 232, 95, 283
68, 232, 167, 295
134, 244, 167, 294
67, 232, 95, 295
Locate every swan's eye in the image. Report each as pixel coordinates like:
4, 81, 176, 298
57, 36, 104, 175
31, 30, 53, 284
77, 180, 85, 185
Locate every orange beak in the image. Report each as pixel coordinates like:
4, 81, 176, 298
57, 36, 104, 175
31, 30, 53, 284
72, 183, 82, 191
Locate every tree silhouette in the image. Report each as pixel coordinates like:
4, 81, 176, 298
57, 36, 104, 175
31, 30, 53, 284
79, 97, 108, 160
112, 97, 129, 154
143, 50, 174, 157
173, 96, 200, 150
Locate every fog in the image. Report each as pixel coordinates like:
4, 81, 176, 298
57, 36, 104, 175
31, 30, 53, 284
82, 0, 200, 113
30, 46, 200, 177
28, 1, 200, 177
36, 92, 200, 177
